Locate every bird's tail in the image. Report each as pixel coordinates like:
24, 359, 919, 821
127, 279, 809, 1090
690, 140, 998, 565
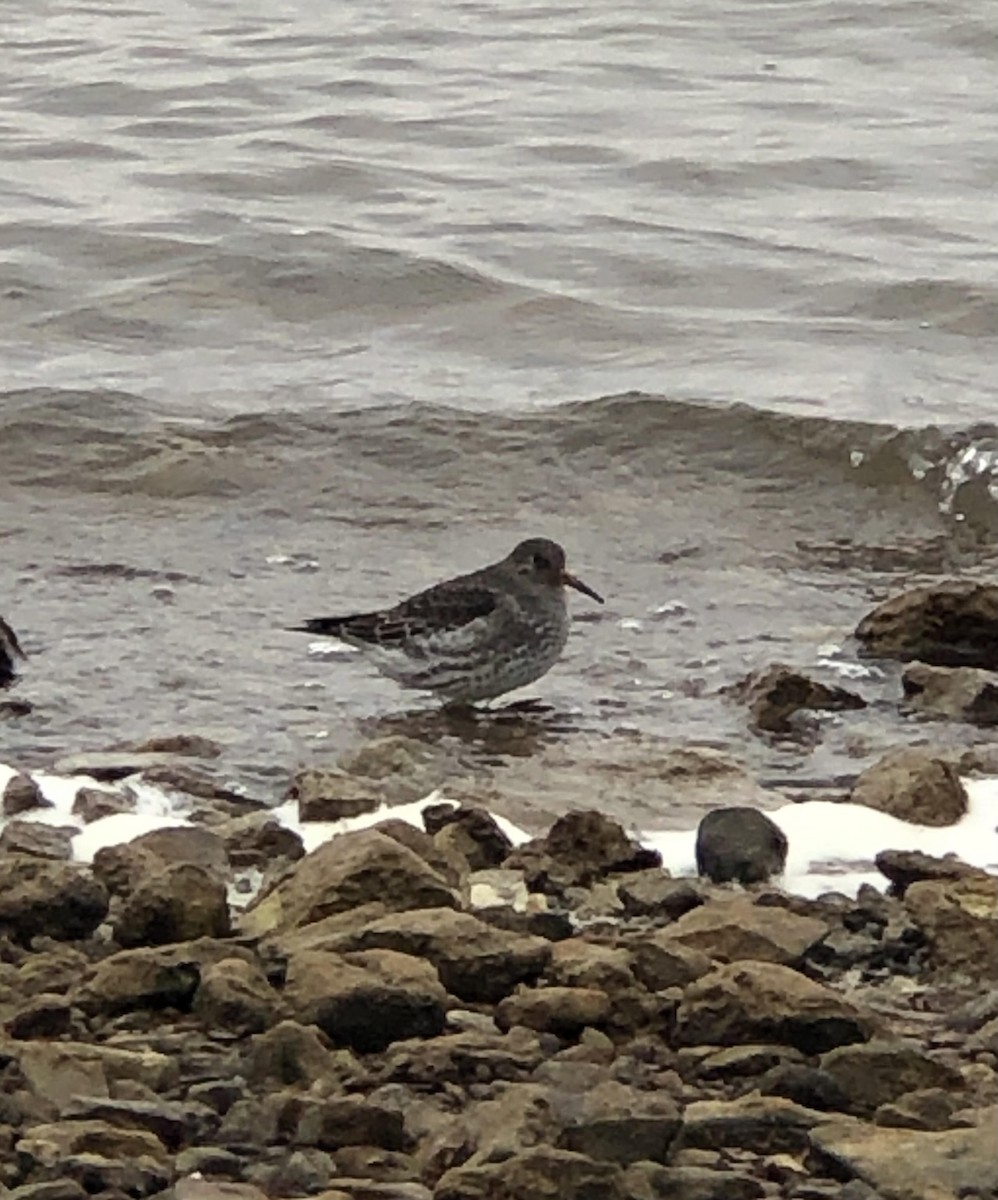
287, 616, 349, 637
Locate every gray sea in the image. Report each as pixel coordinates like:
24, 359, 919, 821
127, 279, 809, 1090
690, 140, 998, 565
2, 0, 996, 818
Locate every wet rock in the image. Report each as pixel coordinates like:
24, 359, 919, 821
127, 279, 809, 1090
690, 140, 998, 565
373, 818, 467, 886
626, 932, 714, 992
849, 748, 968, 826
901, 661, 998, 724
875, 1087, 967, 1131
808, 1111, 998, 1200
114, 863, 231, 947
695, 807, 788, 885
125, 733, 223, 758
758, 1063, 851, 1112
495, 986, 611, 1036
72, 786, 133, 823
423, 804, 513, 870
0, 820, 75, 860
0, 856, 109, 943
617, 872, 704, 920
294, 1096, 405, 1151
2, 772, 47, 815
903, 873, 998, 977
624, 1163, 765, 1200
93, 826, 229, 897
218, 812, 304, 868
675, 961, 877, 1053
504, 810, 660, 895
283, 906, 550, 1003
287, 765, 382, 821
679, 1094, 825, 1154
556, 1080, 682, 1164
194, 956, 283, 1033
874, 848, 987, 897
283, 947, 447, 1052
657, 897, 828, 966
74, 939, 245, 1016
242, 830, 459, 937
434, 1146, 627, 1200
855, 580, 998, 669
818, 1040, 964, 1115
53, 750, 187, 780
732, 663, 866, 734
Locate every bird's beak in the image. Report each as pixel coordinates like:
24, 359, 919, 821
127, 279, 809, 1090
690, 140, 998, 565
562, 570, 604, 604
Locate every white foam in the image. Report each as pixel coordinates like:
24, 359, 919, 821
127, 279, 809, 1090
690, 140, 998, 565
1, 757, 995, 901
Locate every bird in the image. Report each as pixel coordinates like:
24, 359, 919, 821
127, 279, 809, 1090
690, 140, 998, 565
289, 537, 604, 705
0, 616, 26, 689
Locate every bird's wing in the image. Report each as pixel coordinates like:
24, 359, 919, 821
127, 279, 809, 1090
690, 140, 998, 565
296, 582, 499, 650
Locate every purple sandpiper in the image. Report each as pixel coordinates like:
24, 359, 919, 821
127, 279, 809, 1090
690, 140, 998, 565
290, 537, 603, 704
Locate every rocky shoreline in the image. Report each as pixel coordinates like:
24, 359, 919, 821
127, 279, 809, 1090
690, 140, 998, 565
0, 584, 996, 1200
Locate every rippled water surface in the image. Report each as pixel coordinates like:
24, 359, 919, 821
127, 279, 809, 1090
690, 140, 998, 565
2, 0, 996, 815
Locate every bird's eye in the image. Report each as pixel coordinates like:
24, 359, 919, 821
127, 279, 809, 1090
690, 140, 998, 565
532, 553, 551, 570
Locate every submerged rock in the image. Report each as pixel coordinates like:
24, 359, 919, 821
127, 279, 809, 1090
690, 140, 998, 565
849, 747, 968, 826
855, 580, 998, 669
731, 662, 866, 735
695, 807, 788, 885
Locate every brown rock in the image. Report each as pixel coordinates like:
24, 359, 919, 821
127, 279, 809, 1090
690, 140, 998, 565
495, 986, 611, 1036
678, 1095, 824, 1154
809, 1111, 998, 1200
875, 848, 987, 897
2, 772, 47, 815
244, 1020, 350, 1089
60, 1094, 211, 1152
904, 873, 998, 977
504, 810, 660, 895
674, 961, 876, 1054
423, 804, 513, 870
624, 1163, 764, 1200
819, 1040, 965, 1115
283, 947, 447, 1052
242, 830, 459, 936
855, 580, 998, 669
732, 663, 866, 734
556, 1080, 682, 1164
218, 812, 304, 868
657, 898, 828, 966
902, 661, 998, 724
285, 906, 550, 1003
114, 862, 231, 947
849, 748, 968, 826
287, 766, 382, 821
435, 1147, 626, 1200
194, 956, 282, 1033
5, 992, 75, 1039
72, 786, 133, 823
694, 807, 789, 884
0, 855, 108, 943
875, 1087, 967, 1131
626, 933, 714, 992
74, 939, 246, 1016
12, 1040, 178, 1108
0, 820, 75, 860
93, 826, 229, 897
373, 818, 466, 887
295, 1097, 404, 1151
547, 940, 638, 996
15, 1118, 169, 1162
377, 1028, 544, 1087
617, 872, 704, 920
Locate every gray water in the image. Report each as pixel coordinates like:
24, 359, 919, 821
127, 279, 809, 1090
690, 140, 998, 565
2, 0, 996, 818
